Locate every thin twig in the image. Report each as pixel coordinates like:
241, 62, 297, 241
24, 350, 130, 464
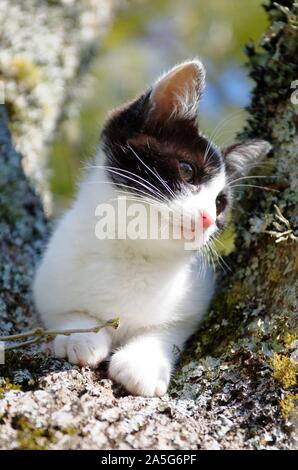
4, 337, 41, 351
0, 317, 120, 352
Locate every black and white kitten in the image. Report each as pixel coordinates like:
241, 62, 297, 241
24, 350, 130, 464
33, 60, 271, 396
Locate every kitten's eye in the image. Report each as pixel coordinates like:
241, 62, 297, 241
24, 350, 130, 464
179, 162, 195, 183
216, 193, 227, 215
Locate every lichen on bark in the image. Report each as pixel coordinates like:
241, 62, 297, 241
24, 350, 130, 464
172, 0, 298, 449
0, 0, 115, 211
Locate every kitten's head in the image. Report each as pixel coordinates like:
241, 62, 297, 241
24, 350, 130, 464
101, 60, 271, 251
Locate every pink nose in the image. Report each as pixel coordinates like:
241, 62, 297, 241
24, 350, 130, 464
201, 211, 215, 229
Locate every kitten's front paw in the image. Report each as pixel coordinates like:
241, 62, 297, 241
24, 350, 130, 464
108, 347, 171, 397
53, 331, 111, 367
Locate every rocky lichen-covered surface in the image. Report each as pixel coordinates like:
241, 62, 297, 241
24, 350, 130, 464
0, 0, 297, 450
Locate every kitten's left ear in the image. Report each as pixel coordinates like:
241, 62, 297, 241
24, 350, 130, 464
223, 139, 272, 176
148, 59, 205, 123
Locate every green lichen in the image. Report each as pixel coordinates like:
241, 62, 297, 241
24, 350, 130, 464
283, 331, 298, 347
0, 378, 21, 398
270, 353, 297, 389
63, 426, 77, 436
192, 281, 253, 359
14, 416, 57, 450
12, 415, 81, 450
9, 56, 42, 91
269, 269, 282, 283
279, 393, 298, 419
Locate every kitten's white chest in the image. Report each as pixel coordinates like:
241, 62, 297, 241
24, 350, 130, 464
83, 248, 191, 333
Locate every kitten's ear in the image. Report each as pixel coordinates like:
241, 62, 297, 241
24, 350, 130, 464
223, 139, 272, 176
148, 59, 205, 123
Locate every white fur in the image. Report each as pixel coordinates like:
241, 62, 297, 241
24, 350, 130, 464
33, 149, 225, 397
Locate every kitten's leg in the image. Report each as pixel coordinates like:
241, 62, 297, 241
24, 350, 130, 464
49, 313, 112, 367
108, 324, 193, 397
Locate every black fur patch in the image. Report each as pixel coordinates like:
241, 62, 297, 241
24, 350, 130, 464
101, 91, 223, 200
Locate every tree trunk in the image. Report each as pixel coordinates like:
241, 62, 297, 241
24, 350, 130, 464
0, 0, 297, 450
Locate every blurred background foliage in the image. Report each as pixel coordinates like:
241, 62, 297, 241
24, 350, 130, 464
50, 0, 268, 213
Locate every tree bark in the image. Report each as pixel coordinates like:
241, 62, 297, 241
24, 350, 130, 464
0, 0, 297, 450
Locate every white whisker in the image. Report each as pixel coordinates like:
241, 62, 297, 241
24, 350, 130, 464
229, 183, 279, 192
127, 144, 176, 199
89, 164, 168, 202
227, 175, 277, 185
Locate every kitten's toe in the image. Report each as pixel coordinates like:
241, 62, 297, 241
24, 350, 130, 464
155, 379, 168, 397
53, 331, 111, 367
53, 335, 67, 358
108, 349, 170, 397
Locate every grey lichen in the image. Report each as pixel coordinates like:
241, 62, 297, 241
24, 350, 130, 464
0, 0, 115, 211
0, 105, 48, 337
172, 0, 298, 449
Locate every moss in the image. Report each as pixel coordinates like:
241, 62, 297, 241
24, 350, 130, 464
13, 416, 57, 450
0, 378, 21, 398
46, 0, 62, 5
63, 426, 77, 436
269, 269, 282, 283
279, 393, 298, 419
9, 56, 42, 91
14, 417, 79, 449
270, 353, 297, 389
283, 331, 297, 347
